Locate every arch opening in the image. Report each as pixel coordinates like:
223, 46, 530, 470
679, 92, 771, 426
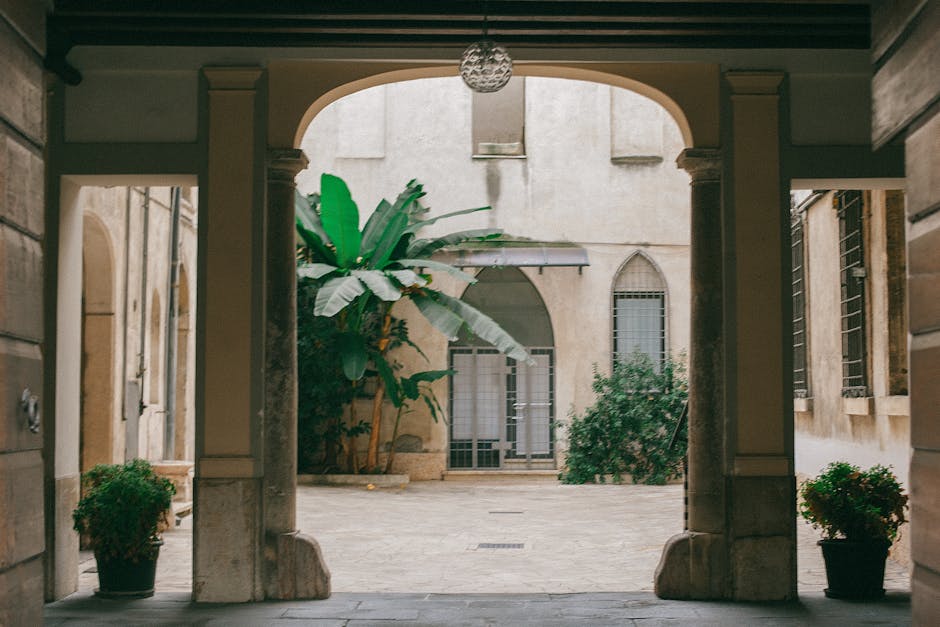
80, 212, 116, 472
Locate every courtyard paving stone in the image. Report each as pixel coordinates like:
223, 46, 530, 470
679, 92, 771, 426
52, 480, 910, 625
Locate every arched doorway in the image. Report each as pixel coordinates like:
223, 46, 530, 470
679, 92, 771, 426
449, 268, 555, 470
80, 213, 116, 472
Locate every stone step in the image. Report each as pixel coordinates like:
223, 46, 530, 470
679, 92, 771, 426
443, 470, 559, 481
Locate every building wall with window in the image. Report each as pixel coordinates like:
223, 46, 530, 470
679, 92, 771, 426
793, 189, 910, 563
297, 76, 691, 477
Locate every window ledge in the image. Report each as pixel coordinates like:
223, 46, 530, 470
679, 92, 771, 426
472, 154, 527, 160
611, 155, 664, 166
842, 396, 874, 416
793, 397, 813, 413
879, 395, 910, 417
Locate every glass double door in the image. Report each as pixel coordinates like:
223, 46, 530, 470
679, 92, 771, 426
448, 347, 554, 469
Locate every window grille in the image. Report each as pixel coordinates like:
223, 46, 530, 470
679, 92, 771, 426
448, 347, 554, 469
836, 190, 868, 397
791, 212, 809, 397
613, 254, 667, 367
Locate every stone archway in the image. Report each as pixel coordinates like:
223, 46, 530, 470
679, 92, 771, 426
80, 212, 116, 472
194, 60, 796, 603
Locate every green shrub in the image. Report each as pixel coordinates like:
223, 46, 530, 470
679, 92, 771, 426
296, 281, 357, 472
560, 352, 687, 485
799, 461, 908, 543
72, 459, 175, 562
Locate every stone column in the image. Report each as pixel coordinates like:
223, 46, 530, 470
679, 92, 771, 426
724, 71, 795, 601
194, 67, 266, 602
262, 148, 330, 599
680, 149, 724, 537
655, 148, 728, 600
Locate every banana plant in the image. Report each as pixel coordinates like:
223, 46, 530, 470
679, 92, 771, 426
296, 173, 531, 471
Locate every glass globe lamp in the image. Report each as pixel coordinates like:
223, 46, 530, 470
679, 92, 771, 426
459, 39, 513, 93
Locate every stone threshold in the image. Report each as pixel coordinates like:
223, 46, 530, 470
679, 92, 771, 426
443, 470, 559, 481
297, 474, 410, 487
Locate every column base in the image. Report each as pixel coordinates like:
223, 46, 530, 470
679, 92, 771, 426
655, 531, 729, 599
265, 531, 331, 600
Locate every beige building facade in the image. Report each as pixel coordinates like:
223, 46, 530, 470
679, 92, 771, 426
77, 185, 198, 476
2, 1, 939, 624
792, 188, 911, 564
297, 76, 691, 477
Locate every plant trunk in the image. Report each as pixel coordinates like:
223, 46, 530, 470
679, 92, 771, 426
347, 393, 359, 474
364, 312, 393, 471
384, 406, 405, 474
364, 380, 386, 471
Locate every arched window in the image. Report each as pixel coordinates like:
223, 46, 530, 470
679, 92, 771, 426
613, 253, 667, 367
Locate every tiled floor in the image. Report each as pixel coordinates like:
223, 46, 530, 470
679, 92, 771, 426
76, 480, 910, 596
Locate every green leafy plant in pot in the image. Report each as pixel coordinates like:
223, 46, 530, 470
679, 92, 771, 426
72, 459, 176, 598
799, 461, 907, 599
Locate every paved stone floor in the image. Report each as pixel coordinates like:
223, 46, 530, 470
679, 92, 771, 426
51, 480, 911, 625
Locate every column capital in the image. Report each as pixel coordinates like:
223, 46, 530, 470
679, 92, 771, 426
725, 71, 784, 96
677, 148, 722, 182
267, 148, 309, 183
203, 67, 263, 91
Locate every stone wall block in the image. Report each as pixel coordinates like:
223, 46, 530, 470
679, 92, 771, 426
872, 1, 940, 147
0, 450, 44, 569
1, 131, 44, 235
731, 477, 794, 537
0, 225, 43, 339
910, 344, 940, 450
193, 478, 261, 602
910, 449, 940, 573
908, 226, 940, 335
0, 337, 41, 451
0, 19, 44, 142
912, 563, 940, 625
0, 555, 43, 627
904, 110, 940, 220
731, 536, 793, 600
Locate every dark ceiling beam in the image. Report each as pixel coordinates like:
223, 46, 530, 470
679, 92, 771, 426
45, 1, 871, 84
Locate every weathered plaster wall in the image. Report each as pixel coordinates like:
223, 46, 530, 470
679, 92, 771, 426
794, 189, 911, 566
0, 0, 46, 621
297, 76, 690, 470
795, 190, 910, 485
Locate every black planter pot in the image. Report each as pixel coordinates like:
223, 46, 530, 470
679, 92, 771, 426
94, 540, 163, 599
818, 538, 890, 599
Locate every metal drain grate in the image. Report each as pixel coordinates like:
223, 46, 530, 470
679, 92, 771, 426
488, 511, 524, 514
477, 543, 524, 549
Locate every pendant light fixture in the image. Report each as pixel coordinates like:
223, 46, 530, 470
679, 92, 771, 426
459, 0, 513, 93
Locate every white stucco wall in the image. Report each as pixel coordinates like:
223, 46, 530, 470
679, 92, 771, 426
297, 77, 691, 469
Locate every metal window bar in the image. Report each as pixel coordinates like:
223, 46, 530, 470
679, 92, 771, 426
791, 214, 809, 396
836, 190, 868, 397
613, 291, 666, 368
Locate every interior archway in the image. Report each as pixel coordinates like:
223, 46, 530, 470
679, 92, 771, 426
80, 212, 116, 472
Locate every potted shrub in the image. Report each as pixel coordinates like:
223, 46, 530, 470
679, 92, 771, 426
73, 459, 176, 598
799, 461, 907, 599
